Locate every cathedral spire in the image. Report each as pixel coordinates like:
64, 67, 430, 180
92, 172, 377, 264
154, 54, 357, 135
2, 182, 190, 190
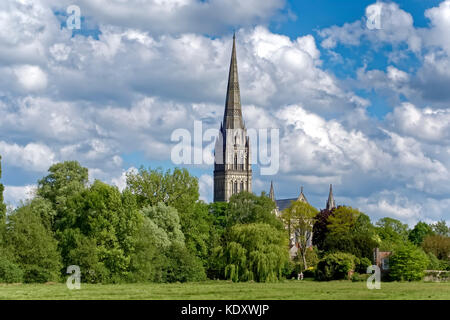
223, 32, 244, 130
326, 184, 336, 210
297, 186, 308, 203
269, 181, 275, 201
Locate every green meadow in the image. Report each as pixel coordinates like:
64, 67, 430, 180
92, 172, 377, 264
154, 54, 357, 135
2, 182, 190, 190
0, 280, 449, 300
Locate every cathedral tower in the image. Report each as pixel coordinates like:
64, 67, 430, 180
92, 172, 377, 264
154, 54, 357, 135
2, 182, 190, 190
214, 34, 252, 202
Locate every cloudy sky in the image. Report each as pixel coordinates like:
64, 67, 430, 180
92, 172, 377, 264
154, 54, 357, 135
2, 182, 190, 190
1, 0, 449, 226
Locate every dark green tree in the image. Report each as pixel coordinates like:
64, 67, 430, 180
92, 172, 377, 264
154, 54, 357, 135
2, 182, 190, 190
226, 191, 283, 230
5, 204, 62, 283
219, 223, 289, 282
37, 161, 89, 231
0, 155, 6, 222
408, 221, 434, 246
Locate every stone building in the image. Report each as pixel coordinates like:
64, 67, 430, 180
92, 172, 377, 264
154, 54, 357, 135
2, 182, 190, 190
213, 35, 341, 260
213, 33, 252, 202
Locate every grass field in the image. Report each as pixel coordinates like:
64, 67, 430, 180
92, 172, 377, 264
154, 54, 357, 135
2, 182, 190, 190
0, 279, 449, 300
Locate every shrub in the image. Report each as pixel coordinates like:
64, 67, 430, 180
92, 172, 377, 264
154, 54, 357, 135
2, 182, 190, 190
355, 257, 372, 273
389, 244, 429, 281
0, 256, 23, 283
315, 252, 356, 281
351, 272, 370, 282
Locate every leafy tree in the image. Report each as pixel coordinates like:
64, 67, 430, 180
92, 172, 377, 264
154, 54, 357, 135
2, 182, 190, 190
421, 235, 450, 261
161, 242, 207, 283
408, 221, 434, 246
327, 206, 360, 235
140, 203, 185, 248
0, 155, 6, 222
58, 180, 142, 282
389, 243, 429, 281
138, 203, 206, 282
0, 255, 23, 283
431, 220, 450, 237
375, 217, 409, 249
312, 208, 334, 250
281, 200, 318, 270
315, 252, 356, 281
318, 208, 379, 259
5, 204, 62, 283
126, 167, 199, 214
37, 161, 89, 231
220, 223, 289, 282
226, 192, 283, 230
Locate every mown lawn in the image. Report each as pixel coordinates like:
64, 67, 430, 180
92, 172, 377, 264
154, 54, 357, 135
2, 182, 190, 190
0, 279, 449, 300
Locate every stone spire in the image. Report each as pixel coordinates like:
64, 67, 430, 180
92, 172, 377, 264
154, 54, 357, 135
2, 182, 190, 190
269, 181, 275, 201
223, 33, 244, 130
297, 186, 308, 203
326, 184, 336, 210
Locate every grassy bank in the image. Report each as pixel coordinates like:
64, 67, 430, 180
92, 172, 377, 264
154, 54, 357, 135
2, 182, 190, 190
0, 279, 449, 300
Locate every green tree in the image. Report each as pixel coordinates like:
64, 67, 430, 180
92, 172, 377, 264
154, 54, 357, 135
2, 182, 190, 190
431, 220, 449, 237
37, 161, 89, 231
0, 155, 6, 222
421, 234, 450, 261
376, 217, 409, 249
327, 206, 361, 235
126, 167, 199, 214
408, 221, 434, 246
315, 252, 356, 281
5, 204, 62, 283
220, 223, 289, 282
321, 209, 379, 259
281, 200, 318, 270
226, 192, 283, 230
389, 243, 429, 281
58, 180, 142, 282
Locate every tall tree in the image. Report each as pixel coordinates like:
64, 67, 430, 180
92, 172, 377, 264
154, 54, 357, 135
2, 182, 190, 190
226, 191, 283, 230
5, 204, 62, 283
375, 217, 409, 249
37, 161, 89, 231
0, 155, 6, 221
409, 221, 434, 246
220, 223, 289, 282
431, 220, 450, 237
281, 200, 318, 270
312, 208, 334, 250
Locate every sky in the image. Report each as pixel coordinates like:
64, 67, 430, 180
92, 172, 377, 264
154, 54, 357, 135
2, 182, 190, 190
1, 0, 450, 227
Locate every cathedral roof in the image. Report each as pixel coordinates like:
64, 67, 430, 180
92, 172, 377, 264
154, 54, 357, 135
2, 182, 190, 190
223, 33, 244, 130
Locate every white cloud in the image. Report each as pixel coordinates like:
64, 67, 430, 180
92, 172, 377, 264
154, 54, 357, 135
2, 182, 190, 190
3, 185, 36, 208
13, 65, 48, 91
0, 141, 56, 172
198, 174, 213, 202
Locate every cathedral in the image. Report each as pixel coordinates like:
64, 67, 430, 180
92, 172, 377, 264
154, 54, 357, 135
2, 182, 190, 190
213, 34, 336, 214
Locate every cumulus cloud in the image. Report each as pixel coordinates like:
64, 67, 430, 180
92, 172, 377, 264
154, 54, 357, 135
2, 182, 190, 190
0, 141, 56, 172
3, 185, 36, 208
0, 0, 449, 227
43, 0, 287, 36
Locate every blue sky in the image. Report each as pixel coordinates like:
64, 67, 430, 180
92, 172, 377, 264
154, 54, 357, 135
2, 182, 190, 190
1, 0, 450, 226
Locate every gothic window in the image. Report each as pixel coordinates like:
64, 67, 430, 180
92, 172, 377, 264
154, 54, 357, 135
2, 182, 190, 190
234, 154, 238, 170
233, 181, 238, 194
240, 181, 244, 192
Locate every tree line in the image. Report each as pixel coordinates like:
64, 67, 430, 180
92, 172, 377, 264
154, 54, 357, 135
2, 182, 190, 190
0, 159, 449, 283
